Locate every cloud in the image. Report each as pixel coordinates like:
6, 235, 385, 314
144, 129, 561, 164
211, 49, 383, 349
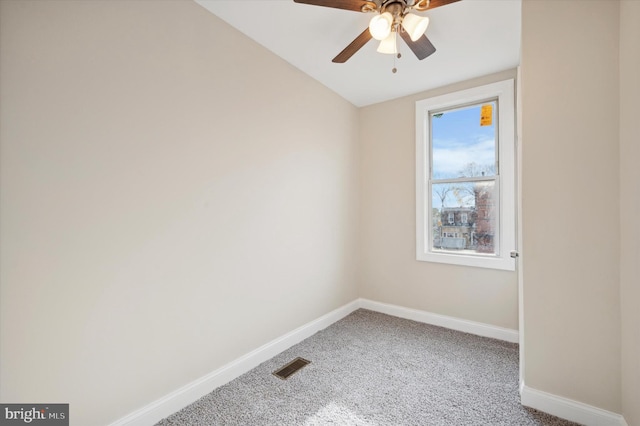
432, 136, 495, 178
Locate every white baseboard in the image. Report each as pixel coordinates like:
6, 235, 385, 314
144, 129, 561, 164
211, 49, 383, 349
359, 298, 520, 343
109, 299, 360, 426
520, 383, 628, 426
110, 299, 631, 426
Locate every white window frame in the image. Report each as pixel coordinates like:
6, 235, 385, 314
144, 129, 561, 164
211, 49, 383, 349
416, 79, 516, 271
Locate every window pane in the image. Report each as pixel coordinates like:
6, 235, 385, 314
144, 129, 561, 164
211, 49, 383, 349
431, 102, 497, 180
432, 181, 497, 255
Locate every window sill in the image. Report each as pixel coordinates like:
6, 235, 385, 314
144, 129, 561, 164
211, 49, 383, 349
417, 251, 515, 271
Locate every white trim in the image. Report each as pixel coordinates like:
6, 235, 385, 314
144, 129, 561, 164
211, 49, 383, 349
415, 78, 516, 271
520, 383, 628, 426
516, 64, 526, 395
109, 300, 360, 426
117, 299, 638, 426
359, 298, 519, 343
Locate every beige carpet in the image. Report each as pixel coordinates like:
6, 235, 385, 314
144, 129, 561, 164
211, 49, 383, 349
157, 309, 580, 425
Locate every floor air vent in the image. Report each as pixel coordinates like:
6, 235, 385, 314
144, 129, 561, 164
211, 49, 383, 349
272, 357, 310, 380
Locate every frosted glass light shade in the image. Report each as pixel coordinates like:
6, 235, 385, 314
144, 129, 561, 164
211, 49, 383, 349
402, 13, 429, 41
377, 32, 397, 54
369, 12, 393, 41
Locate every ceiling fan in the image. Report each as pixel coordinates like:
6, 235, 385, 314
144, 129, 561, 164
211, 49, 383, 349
293, 0, 460, 63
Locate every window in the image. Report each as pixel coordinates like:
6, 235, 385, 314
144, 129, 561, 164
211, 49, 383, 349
416, 79, 515, 270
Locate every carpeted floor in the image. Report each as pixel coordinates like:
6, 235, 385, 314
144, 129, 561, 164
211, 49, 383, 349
156, 309, 580, 425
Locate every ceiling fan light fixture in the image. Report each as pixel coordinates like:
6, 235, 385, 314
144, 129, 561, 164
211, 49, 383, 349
369, 12, 393, 40
376, 31, 397, 54
402, 13, 430, 41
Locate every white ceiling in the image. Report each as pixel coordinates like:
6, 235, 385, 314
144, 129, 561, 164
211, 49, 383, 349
194, 0, 521, 107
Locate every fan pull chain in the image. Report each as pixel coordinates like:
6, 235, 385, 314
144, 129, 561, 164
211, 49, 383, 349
392, 37, 401, 73
392, 52, 402, 73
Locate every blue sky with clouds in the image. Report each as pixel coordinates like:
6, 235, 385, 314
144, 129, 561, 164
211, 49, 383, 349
431, 103, 496, 179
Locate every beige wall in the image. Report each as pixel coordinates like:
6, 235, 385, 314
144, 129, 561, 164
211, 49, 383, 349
358, 69, 519, 330
521, 0, 621, 412
3, 0, 638, 424
620, 1, 640, 424
0, 1, 359, 425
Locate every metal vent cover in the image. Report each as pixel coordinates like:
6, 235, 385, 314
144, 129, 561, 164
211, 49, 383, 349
272, 357, 310, 380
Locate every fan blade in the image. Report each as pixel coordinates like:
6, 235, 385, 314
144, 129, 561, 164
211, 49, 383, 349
293, 0, 375, 12
413, 0, 461, 11
399, 29, 436, 60
332, 28, 373, 63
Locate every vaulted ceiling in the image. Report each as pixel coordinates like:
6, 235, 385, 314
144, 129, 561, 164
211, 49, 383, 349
195, 0, 521, 107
